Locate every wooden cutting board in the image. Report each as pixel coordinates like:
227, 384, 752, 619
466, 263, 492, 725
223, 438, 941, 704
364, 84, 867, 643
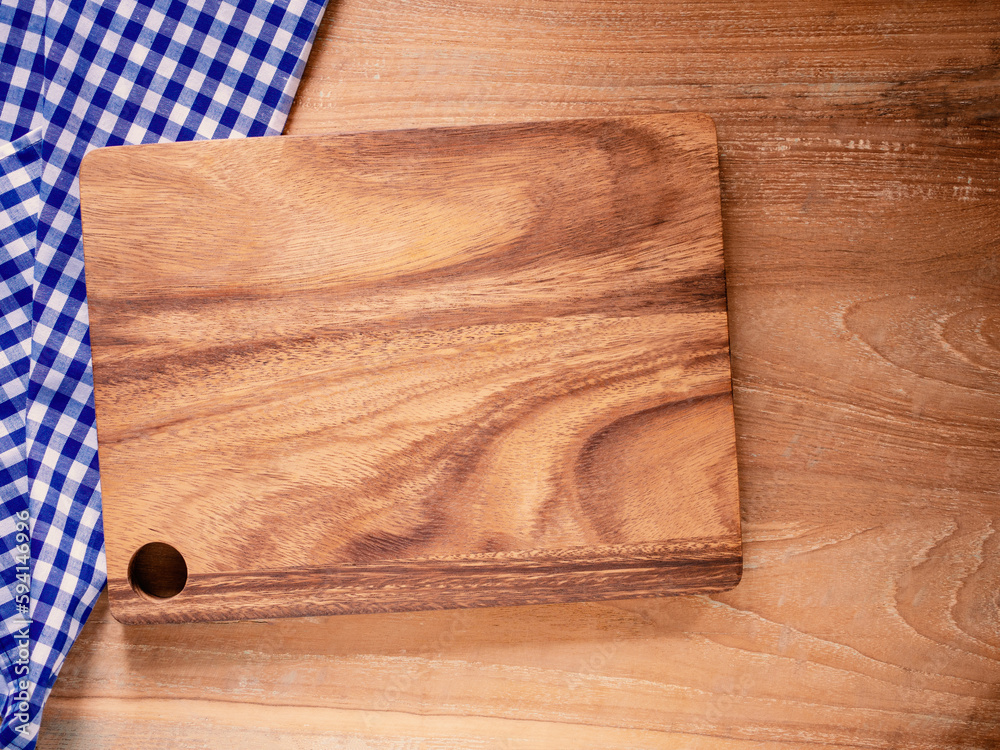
79, 114, 741, 624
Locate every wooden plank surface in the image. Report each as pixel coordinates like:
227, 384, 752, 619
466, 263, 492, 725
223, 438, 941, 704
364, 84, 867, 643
39, 0, 1000, 747
80, 115, 741, 624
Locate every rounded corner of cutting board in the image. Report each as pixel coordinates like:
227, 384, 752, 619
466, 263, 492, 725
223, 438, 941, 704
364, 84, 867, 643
105, 582, 143, 626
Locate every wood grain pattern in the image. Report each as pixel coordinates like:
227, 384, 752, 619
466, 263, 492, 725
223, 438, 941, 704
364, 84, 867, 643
79, 115, 741, 624
108, 540, 741, 623
40, 1, 1000, 748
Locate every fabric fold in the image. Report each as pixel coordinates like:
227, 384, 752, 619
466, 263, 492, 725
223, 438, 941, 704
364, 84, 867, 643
0, 128, 41, 748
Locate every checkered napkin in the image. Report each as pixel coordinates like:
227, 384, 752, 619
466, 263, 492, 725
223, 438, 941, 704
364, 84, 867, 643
0, 0, 327, 745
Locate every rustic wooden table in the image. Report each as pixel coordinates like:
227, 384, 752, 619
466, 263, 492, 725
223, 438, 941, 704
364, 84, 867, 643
39, 1, 999, 748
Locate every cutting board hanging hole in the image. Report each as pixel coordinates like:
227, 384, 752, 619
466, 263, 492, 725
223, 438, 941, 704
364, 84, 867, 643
128, 542, 188, 600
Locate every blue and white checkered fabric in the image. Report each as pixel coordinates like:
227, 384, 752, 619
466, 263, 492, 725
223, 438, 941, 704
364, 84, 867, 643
0, 0, 47, 143
0, 128, 40, 749
1, 0, 327, 745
